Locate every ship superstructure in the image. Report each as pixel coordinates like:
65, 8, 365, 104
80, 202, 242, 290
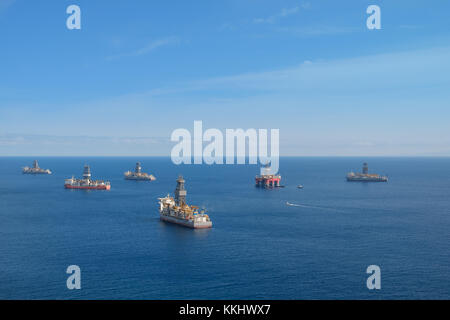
158, 176, 212, 229
65, 165, 111, 190
22, 160, 52, 175
347, 163, 388, 182
255, 164, 281, 188
124, 162, 156, 181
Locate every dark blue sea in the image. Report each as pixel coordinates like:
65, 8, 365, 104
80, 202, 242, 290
0, 157, 449, 299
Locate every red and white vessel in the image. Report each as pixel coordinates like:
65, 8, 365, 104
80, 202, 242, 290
255, 163, 281, 188
64, 165, 111, 190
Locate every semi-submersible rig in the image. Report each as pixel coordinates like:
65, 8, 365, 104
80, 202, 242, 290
255, 164, 281, 188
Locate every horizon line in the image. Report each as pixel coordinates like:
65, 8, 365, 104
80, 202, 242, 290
1, 155, 449, 158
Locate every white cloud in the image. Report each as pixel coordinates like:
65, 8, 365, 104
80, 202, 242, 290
253, 6, 301, 24
106, 36, 180, 61
0, 134, 171, 156
134, 37, 180, 56
399, 25, 422, 30
0, 135, 25, 146
220, 3, 310, 31
3, 46, 450, 156
276, 25, 359, 37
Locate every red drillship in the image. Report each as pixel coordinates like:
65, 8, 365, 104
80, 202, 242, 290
64, 165, 111, 190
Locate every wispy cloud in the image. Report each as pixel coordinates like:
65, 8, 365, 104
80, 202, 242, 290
96, 46, 450, 103
253, 3, 310, 25
399, 25, 422, 30
253, 7, 300, 24
219, 22, 235, 31
0, 134, 171, 156
3, 46, 450, 156
0, 134, 168, 146
106, 36, 180, 61
276, 25, 359, 37
219, 3, 310, 31
185, 46, 450, 94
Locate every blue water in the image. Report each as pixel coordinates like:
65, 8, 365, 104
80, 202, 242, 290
0, 157, 449, 299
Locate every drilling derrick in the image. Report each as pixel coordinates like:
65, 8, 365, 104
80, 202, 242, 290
175, 175, 187, 206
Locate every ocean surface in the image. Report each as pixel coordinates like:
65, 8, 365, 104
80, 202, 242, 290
0, 157, 449, 300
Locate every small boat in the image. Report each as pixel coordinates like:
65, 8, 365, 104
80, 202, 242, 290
297, 185, 304, 189
286, 202, 301, 207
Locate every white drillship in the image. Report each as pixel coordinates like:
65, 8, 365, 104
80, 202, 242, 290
158, 176, 212, 229
347, 163, 388, 182
124, 162, 156, 181
23, 160, 52, 175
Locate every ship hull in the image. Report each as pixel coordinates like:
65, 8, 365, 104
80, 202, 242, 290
64, 184, 111, 190
160, 215, 212, 229
125, 177, 154, 181
23, 172, 51, 175
255, 184, 283, 188
347, 178, 388, 182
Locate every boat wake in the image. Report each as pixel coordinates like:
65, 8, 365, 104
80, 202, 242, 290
286, 201, 343, 212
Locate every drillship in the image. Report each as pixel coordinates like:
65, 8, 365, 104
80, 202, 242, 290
158, 176, 212, 229
65, 165, 111, 190
23, 160, 52, 175
347, 163, 388, 182
124, 162, 156, 181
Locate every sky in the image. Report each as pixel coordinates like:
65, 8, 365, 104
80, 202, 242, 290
0, 0, 449, 156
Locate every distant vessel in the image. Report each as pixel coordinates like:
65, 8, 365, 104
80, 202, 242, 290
347, 163, 388, 182
158, 176, 212, 229
297, 185, 304, 189
286, 202, 301, 207
255, 164, 282, 188
22, 160, 52, 175
124, 162, 156, 181
64, 165, 111, 190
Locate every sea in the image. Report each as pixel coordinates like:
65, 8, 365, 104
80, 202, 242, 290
0, 157, 449, 299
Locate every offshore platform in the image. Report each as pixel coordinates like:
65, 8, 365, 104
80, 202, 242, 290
159, 175, 212, 229
22, 160, 52, 175
64, 165, 111, 190
347, 163, 388, 182
255, 164, 281, 188
124, 162, 156, 181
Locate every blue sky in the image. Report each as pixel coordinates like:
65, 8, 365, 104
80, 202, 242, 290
1, 0, 449, 156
